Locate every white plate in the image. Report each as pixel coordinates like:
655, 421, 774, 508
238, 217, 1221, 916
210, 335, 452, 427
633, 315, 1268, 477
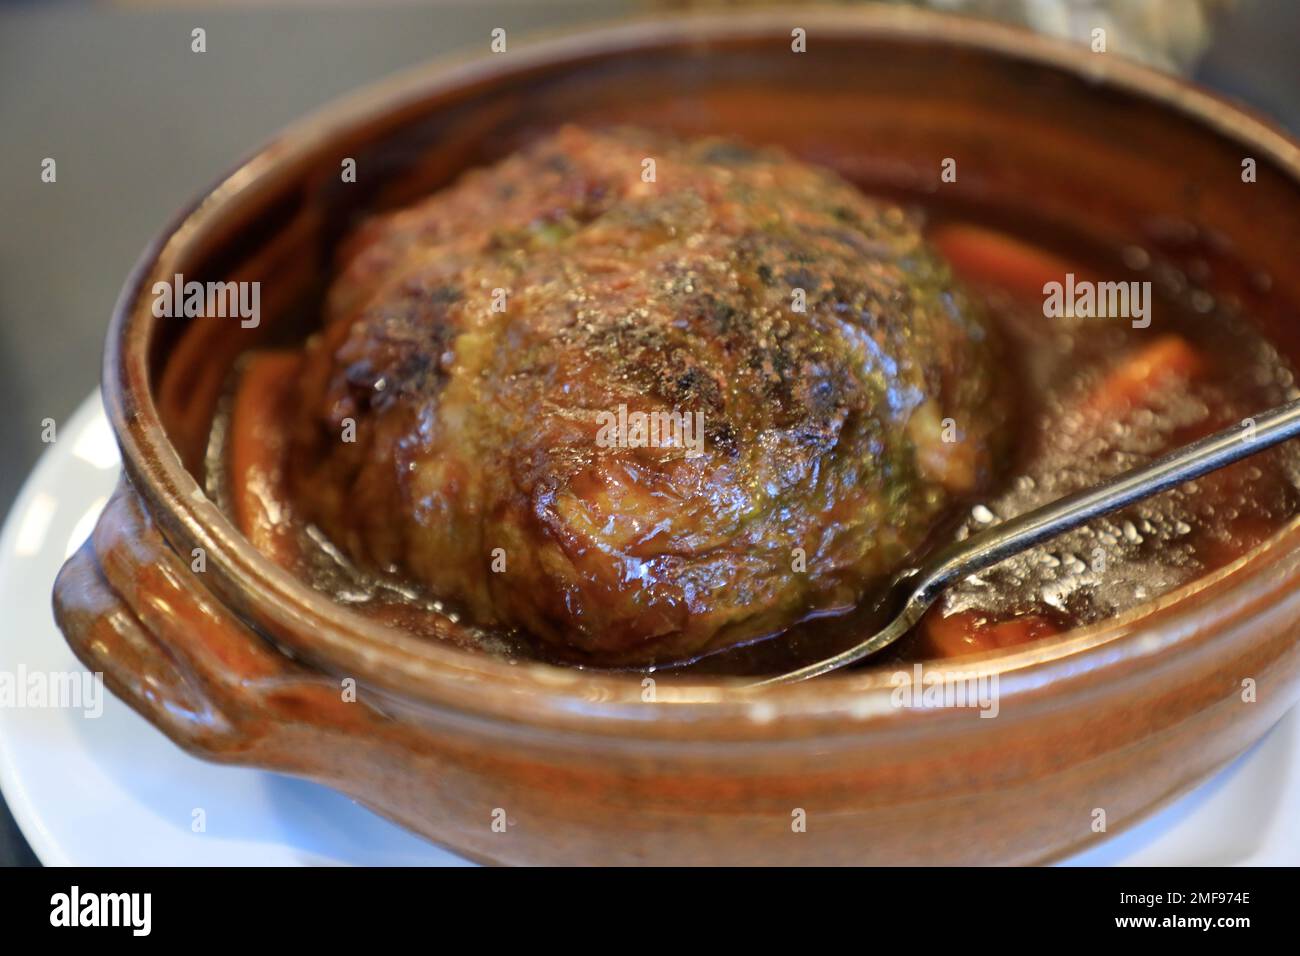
1, 393, 1297, 866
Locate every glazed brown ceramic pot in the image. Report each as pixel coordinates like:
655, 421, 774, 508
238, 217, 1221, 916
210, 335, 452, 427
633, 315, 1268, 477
52, 7, 1300, 865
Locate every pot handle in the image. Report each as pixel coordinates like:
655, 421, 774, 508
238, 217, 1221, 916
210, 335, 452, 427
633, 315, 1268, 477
53, 480, 392, 768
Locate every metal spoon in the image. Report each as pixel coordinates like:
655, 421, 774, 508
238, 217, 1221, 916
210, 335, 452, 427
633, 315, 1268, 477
752, 395, 1300, 687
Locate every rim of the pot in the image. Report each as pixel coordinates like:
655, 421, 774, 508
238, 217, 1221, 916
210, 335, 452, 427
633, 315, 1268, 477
101, 5, 1300, 741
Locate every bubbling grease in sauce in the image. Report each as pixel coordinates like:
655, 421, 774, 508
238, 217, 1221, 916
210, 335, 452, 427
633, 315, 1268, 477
206, 199, 1300, 678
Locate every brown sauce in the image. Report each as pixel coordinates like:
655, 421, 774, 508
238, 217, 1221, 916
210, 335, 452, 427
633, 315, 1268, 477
206, 196, 1300, 678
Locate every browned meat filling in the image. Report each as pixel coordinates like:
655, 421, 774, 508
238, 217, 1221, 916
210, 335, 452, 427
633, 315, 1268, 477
284, 126, 1006, 666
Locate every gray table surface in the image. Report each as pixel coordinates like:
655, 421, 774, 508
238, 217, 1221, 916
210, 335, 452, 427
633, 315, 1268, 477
0, 0, 1295, 867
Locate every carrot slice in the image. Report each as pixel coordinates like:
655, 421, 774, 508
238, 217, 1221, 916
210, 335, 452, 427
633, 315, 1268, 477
922, 609, 1061, 658
1082, 334, 1202, 418
930, 223, 1080, 304
229, 351, 303, 569
1196, 515, 1277, 570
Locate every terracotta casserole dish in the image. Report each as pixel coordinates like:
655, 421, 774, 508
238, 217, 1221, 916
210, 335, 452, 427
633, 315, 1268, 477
52, 7, 1300, 865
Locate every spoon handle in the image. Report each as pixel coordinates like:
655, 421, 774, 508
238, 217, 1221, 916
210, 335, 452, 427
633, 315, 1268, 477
754, 395, 1300, 686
